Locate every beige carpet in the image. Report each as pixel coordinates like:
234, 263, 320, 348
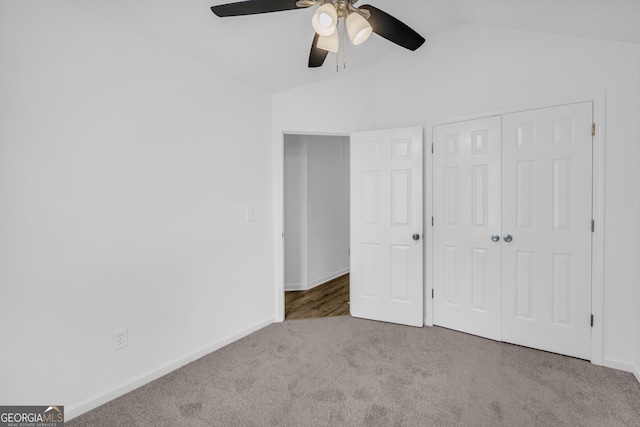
68, 317, 640, 426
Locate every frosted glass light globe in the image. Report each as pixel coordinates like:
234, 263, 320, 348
346, 12, 372, 45
317, 30, 339, 52
312, 4, 338, 37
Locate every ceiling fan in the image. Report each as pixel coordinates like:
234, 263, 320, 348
210, 0, 425, 68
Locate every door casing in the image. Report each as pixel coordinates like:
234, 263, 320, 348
275, 129, 354, 323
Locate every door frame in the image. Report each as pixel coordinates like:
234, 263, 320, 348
426, 92, 606, 365
274, 126, 355, 323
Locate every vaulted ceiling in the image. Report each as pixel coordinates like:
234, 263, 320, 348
66, 0, 640, 93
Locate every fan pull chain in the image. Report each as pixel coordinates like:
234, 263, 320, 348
343, 16, 347, 69
336, 21, 339, 72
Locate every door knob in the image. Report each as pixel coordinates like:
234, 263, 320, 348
491, 234, 500, 242
412, 234, 421, 241
503, 234, 513, 243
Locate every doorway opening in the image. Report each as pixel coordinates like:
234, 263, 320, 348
283, 133, 350, 320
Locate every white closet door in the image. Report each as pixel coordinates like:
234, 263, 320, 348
433, 117, 502, 340
501, 102, 593, 359
350, 127, 424, 327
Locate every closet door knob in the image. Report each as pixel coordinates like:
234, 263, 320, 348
412, 234, 420, 241
491, 234, 500, 242
503, 234, 513, 243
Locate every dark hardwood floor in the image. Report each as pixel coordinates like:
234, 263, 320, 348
285, 274, 350, 320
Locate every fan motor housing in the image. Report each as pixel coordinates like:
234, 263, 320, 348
335, 0, 350, 18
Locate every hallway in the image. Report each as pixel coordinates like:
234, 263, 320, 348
285, 274, 349, 320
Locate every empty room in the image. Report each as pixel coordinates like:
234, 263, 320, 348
1, 0, 639, 425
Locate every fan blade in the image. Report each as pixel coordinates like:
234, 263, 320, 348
358, 5, 425, 51
308, 34, 329, 68
211, 0, 308, 17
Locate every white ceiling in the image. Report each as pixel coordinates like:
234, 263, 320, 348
66, 0, 640, 93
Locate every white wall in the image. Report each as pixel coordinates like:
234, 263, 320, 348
0, 1, 274, 417
272, 69, 378, 134
272, 25, 640, 372
283, 135, 349, 291
284, 138, 308, 288
306, 135, 350, 287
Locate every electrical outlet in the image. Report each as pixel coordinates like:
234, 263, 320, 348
113, 328, 128, 351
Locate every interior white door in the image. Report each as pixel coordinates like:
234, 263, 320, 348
501, 102, 593, 359
350, 126, 423, 327
433, 117, 503, 340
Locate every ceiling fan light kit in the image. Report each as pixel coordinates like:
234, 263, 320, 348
210, 0, 426, 68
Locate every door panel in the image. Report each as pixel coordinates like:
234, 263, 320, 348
351, 127, 423, 327
433, 117, 502, 340
432, 103, 593, 359
501, 102, 593, 359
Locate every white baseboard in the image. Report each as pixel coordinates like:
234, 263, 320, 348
65, 317, 274, 421
306, 268, 349, 290
633, 364, 640, 383
285, 282, 306, 291
285, 268, 349, 292
602, 357, 639, 376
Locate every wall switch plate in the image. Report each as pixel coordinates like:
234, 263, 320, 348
113, 328, 128, 351
247, 208, 255, 222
